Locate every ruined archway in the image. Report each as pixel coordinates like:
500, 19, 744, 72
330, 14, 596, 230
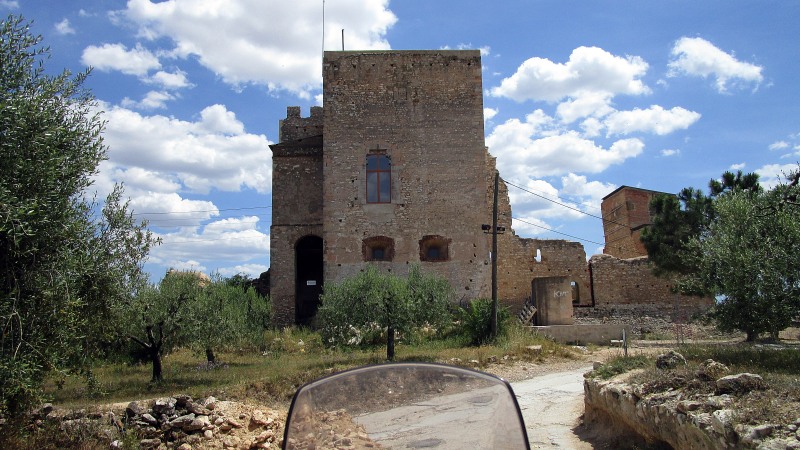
295, 235, 323, 326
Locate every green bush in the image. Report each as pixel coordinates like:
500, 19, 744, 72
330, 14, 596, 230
591, 355, 650, 379
317, 265, 453, 359
460, 298, 510, 346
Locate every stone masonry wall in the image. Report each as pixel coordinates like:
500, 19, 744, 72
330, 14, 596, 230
270, 109, 324, 326
489, 156, 591, 315
279, 106, 323, 143
586, 253, 713, 320
321, 51, 492, 299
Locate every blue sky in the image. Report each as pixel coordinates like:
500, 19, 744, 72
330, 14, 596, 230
5, 0, 799, 282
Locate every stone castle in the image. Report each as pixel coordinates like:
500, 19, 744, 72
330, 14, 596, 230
269, 50, 711, 327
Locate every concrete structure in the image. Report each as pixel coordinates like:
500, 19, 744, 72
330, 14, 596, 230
531, 277, 574, 326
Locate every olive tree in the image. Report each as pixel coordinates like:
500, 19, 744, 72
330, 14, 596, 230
690, 173, 800, 340
0, 15, 155, 415
318, 265, 452, 360
123, 272, 203, 382
188, 277, 270, 364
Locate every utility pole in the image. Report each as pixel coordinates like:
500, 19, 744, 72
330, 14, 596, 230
482, 171, 505, 340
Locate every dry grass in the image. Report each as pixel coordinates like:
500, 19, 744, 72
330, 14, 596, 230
42, 325, 576, 410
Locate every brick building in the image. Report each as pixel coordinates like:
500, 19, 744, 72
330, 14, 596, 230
601, 186, 665, 259
270, 50, 591, 327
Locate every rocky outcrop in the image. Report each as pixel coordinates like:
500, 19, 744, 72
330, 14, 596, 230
584, 357, 797, 449
584, 373, 730, 449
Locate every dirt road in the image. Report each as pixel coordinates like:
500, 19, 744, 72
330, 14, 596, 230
512, 365, 598, 449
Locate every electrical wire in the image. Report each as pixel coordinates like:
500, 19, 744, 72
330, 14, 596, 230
510, 216, 605, 246
501, 178, 631, 230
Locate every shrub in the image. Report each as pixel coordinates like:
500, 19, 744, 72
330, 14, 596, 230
460, 298, 510, 346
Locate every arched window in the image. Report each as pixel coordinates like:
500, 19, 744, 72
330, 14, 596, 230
366, 154, 391, 203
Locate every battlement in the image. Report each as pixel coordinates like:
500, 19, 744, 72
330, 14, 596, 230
278, 106, 323, 143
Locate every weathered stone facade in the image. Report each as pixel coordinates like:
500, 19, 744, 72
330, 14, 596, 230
269, 108, 324, 326
269, 51, 709, 328
271, 51, 500, 326
321, 50, 492, 299
593, 186, 713, 318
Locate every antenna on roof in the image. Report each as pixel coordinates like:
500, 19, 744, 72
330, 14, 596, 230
321, 0, 325, 56
342, 29, 345, 51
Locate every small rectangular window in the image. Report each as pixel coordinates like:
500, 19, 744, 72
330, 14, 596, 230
372, 247, 386, 261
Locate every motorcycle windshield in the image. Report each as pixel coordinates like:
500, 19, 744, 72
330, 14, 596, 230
283, 362, 530, 449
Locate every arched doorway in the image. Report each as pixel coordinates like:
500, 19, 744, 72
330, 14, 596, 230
295, 235, 323, 326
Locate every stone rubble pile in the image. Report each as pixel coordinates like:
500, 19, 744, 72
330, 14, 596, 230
116, 395, 283, 449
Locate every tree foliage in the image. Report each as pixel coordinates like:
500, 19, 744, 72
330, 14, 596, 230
688, 171, 800, 340
641, 170, 761, 283
459, 298, 511, 346
122, 272, 202, 382
0, 15, 155, 415
187, 275, 270, 364
318, 265, 453, 360
644, 166, 800, 340
122, 272, 271, 381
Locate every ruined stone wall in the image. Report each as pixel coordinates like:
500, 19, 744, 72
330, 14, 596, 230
487, 158, 591, 314
270, 109, 324, 326
586, 253, 713, 320
321, 50, 492, 299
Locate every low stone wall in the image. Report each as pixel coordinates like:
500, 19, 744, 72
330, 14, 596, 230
529, 324, 628, 345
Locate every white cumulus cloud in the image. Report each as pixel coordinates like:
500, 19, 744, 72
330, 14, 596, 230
487, 114, 644, 179
122, 0, 397, 98
149, 216, 270, 269
146, 70, 192, 89
769, 141, 789, 151
668, 37, 763, 93
603, 105, 701, 136
756, 163, 799, 189
121, 90, 175, 110
54, 18, 75, 35
96, 103, 272, 196
490, 46, 650, 102
82, 43, 161, 76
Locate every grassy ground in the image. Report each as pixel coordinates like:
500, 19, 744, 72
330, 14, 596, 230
43, 325, 575, 411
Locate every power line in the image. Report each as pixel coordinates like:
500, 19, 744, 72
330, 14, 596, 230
155, 235, 269, 245
146, 214, 271, 226
511, 216, 604, 246
132, 205, 271, 216
502, 178, 631, 230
